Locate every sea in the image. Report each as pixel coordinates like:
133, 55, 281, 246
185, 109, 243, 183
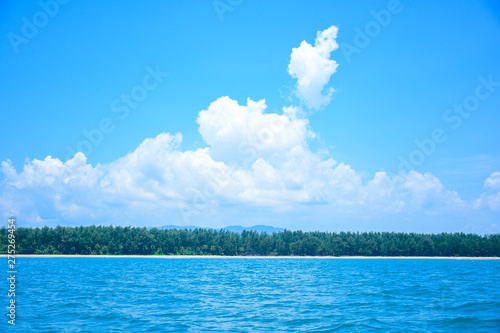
2, 258, 500, 332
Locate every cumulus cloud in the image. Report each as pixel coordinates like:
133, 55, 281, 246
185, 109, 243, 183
1, 153, 102, 221
484, 172, 500, 190
475, 172, 500, 211
288, 26, 339, 110
197, 97, 314, 165
0, 103, 466, 227
0, 26, 493, 228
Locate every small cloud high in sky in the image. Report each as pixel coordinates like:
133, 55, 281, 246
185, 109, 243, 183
1, 1, 499, 233
288, 26, 339, 110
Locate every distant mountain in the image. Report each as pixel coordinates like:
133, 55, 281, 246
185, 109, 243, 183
150, 224, 284, 233
151, 225, 205, 230
224, 225, 284, 233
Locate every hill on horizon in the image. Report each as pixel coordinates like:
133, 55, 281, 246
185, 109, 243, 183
151, 224, 284, 234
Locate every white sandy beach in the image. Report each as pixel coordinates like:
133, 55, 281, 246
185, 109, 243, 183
5, 255, 499, 259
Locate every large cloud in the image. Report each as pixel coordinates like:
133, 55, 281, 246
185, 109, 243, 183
0, 27, 496, 229
0, 96, 467, 227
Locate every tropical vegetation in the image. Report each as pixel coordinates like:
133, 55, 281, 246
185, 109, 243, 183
1, 226, 499, 256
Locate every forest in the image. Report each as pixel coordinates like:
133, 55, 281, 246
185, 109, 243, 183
1, 226, 499, 257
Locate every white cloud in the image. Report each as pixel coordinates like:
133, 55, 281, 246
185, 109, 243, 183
1, 153, 102, 222
0, 105, 468, 227
484, 171, 500, 190
197, 96, 313, 165
288, 26, 339, 110
475, 172, 500, 211
0, 27, 494, 229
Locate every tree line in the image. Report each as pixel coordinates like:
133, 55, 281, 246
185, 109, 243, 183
1, 226, 499, 257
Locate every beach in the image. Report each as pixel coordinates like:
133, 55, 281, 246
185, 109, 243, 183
6, 254, 499, 259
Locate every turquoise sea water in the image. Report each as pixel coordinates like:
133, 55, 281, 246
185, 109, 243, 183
2, 258, 500, 332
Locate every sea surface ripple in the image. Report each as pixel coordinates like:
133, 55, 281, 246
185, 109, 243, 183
2, 258, 500, 332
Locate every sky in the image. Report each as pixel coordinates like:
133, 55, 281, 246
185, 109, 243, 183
1, 0, 500, 233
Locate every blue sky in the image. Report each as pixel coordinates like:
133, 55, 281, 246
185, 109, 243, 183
1, 0, 500, 233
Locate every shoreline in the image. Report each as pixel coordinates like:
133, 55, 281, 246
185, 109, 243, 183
4, 255, 499, 259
